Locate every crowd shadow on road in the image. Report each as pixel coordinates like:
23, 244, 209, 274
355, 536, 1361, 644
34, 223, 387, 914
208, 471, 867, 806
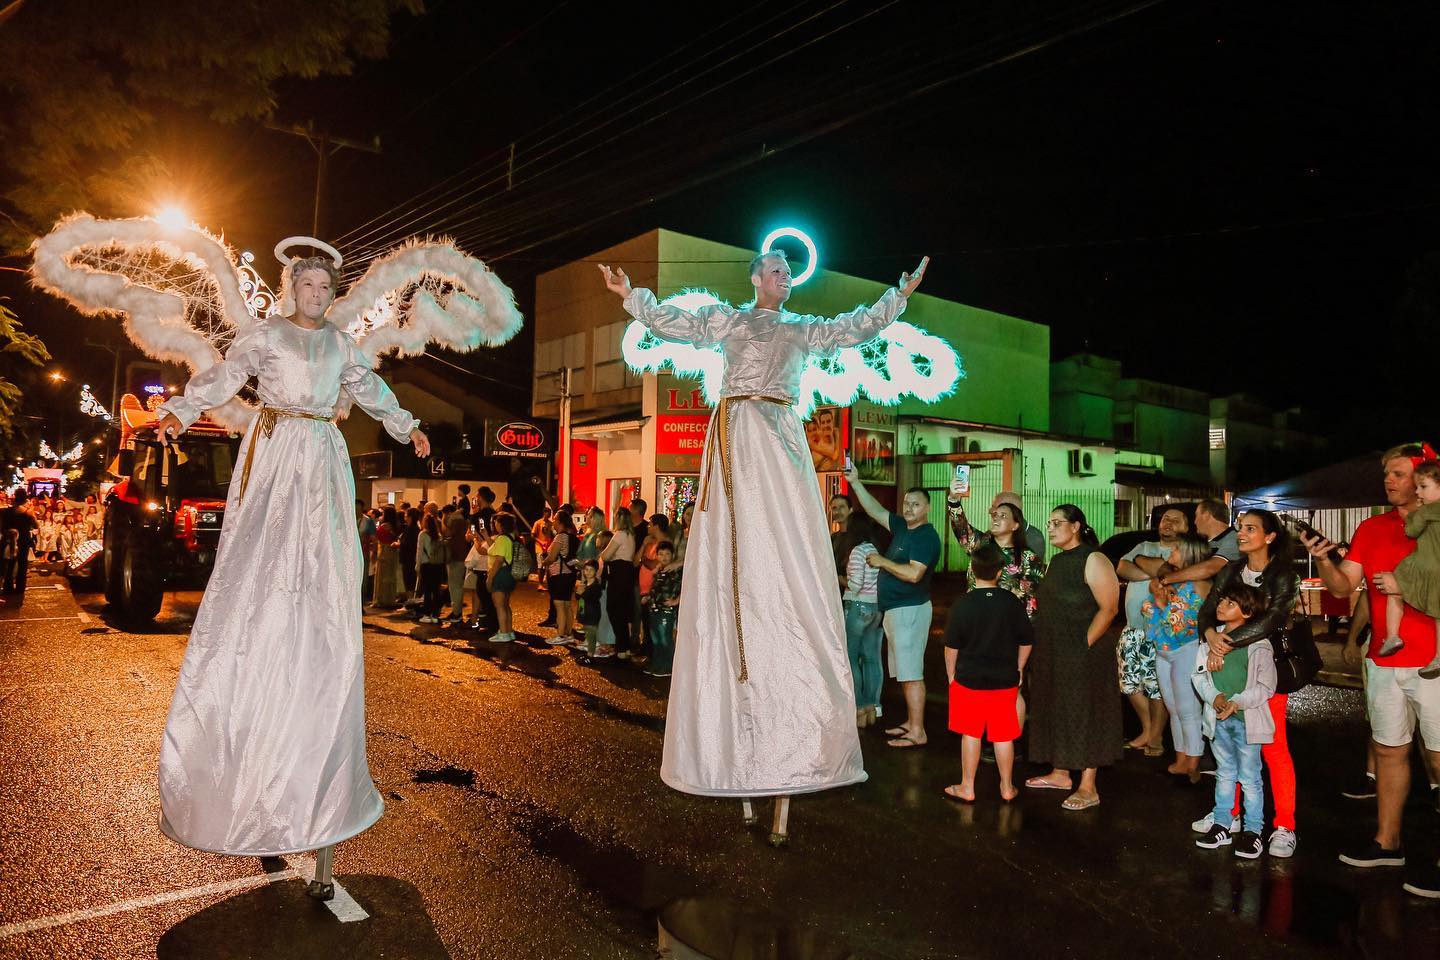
156, 874, 450, 959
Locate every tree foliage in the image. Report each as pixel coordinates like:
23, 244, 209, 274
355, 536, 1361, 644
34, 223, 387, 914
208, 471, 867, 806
0, 300, 51, 441
0, 0, 422, 252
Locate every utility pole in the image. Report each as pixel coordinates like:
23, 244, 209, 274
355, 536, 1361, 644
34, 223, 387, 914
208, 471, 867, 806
265, 121, 382, 236
556, 367, 572, 504
84, 339, 124, 463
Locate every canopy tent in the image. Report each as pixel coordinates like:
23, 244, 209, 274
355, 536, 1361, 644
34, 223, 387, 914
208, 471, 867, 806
1232, 452, 1385, 511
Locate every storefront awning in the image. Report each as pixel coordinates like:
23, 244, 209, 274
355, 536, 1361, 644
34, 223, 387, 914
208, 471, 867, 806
572, 416, 648, 438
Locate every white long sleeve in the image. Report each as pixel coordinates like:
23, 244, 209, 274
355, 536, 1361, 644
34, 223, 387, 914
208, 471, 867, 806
338, 336, 419, 443
157, 327, 269, 430
800, 288, 908, 358
622, 288, 734, 348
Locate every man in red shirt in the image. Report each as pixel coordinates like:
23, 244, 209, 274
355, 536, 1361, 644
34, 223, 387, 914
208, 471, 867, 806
1305, 443, 1440, 898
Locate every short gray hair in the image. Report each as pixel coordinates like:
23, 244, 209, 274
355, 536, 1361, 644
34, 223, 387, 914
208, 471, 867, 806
748, 249, 788, 277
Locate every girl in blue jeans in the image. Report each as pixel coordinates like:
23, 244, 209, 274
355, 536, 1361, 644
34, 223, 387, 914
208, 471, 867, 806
1142, 533, 1215, 781
1192, 583, 1276, 859
842, 519, 884, 727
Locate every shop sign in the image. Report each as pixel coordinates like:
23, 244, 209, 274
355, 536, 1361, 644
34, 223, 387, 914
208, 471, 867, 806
487, 420, 550, 459
655, 414, 709, 474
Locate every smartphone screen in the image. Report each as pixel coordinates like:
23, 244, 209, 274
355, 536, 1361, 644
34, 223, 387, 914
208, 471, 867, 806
952, 464, 971, 496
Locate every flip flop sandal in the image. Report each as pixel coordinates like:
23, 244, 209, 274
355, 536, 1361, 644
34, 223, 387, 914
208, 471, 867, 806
1143, 744, 1165, 758
1025, 777, 1072, 790
886, 735, 927, 749
942, 786, 975, 803
883, 726, 909, 738
1061, 793, 1100, 811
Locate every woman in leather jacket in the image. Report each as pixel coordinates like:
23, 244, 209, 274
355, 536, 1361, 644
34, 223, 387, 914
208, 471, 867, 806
1194, 508, 1302, 858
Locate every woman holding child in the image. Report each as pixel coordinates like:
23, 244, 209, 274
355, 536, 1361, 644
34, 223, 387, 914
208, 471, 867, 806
1190, 508, 1301, 859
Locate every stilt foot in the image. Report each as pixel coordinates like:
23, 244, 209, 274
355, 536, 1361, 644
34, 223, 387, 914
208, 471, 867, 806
305, 879, 335, 901
767, 831, 789, 848
741, 799, 758, 827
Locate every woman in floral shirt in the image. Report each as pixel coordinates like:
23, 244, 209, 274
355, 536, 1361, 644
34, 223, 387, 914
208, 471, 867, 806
946, 488, 1045, 618
1139, 532, 1214, 781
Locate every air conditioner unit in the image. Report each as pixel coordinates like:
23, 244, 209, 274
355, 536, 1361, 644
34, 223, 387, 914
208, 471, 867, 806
1068, 448, 1097, 477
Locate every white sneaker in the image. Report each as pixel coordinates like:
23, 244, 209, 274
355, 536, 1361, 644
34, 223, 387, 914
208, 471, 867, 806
418, 616, 438, 624
1268, 827, 1298, 858
545, 634, 571, 646
1191, 812, 1242, 833
490, 632, 514, 643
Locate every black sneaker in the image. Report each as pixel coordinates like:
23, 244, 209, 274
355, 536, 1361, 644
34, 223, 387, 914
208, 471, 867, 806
1339, 841, 1405, 868
1403, 861, 1440, 899
1195, 824, 1232, 849
1233, 831, 1263, 859
1340, 774, 1377, 800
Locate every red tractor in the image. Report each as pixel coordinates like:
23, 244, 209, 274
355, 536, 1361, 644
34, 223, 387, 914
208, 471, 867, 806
102, 394, 239, 623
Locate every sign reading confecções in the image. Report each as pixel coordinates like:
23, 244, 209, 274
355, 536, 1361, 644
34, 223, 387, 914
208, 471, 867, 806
655, 414, 709, 473
485, 420, 552, 459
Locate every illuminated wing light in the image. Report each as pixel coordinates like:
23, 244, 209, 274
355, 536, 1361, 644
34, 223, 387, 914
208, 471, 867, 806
623, 293, 964, 418
621, 290, 727, 404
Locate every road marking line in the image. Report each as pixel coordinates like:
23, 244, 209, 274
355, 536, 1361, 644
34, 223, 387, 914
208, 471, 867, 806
0, 869, 300, 939
283, 854, 370, 923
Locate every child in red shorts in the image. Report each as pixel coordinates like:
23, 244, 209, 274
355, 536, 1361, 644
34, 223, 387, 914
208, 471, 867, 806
943, 543, 1034, 802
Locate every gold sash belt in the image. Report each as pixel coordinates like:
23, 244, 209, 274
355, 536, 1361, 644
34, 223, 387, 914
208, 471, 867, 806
238, 406, 333, 502
699, 394, 792, 684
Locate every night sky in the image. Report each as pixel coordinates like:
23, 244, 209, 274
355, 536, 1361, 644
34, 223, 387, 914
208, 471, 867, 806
7, 0, 1438, 455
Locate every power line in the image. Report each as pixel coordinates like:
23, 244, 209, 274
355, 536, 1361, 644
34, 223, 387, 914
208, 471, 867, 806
333, 0, 780, 251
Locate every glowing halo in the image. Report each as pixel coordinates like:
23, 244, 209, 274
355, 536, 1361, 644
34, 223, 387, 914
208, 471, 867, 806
273, 236, 343, 269
760, 227, 818, 286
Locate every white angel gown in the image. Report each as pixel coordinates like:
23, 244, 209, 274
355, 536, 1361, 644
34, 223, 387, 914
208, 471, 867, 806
155, 316, 418, 855
623, 286, 909, 796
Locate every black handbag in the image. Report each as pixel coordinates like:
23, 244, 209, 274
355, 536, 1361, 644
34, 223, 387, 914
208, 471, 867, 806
1272, 617, 1322, 694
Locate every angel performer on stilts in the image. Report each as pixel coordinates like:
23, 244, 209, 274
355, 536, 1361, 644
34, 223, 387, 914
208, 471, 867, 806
599, 249, 929, 845
31, 216, 522, 898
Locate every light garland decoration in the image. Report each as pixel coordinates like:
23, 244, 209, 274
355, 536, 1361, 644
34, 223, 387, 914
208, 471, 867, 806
621, 230, 963, 418
38, 439, 88, 464
79, 384, 113, 421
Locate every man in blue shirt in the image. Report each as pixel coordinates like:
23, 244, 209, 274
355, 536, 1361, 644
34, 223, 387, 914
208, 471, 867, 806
848, 468, 942, 748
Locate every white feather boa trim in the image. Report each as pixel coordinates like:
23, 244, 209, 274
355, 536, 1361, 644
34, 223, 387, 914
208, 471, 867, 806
328, 240, 523, 364
29, 214, 257, 431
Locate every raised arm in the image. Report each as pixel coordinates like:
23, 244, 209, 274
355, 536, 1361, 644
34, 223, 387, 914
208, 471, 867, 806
155, 325, 269, 440
599, 264, 732, 347
843, 465, 891, 527
802, 257, 927, 356
339, 335, 430, 457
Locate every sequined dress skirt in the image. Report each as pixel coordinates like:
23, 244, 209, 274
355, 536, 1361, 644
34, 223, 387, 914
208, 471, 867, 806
158, 416, 383, 855
660, 399, 867, 797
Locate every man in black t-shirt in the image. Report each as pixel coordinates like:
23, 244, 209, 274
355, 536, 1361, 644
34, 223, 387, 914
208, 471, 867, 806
0, 491, 38, 596
942, 543, 1033, 804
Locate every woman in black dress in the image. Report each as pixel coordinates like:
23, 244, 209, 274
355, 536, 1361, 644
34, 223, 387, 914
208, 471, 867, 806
1025, 504, 1122, 811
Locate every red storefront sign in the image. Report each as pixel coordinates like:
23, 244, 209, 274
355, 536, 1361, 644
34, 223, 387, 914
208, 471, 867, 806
655, 414, 709, 473
490, 420, 549, 458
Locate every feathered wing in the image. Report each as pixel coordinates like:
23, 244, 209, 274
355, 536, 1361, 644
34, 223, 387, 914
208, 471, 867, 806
29, 214, 258, 431
329, 240, 523, 364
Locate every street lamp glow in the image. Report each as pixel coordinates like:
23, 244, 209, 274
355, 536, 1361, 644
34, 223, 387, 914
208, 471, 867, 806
760, 227, 819, 286
155, 205, 190, 231
48, 370, 65, 382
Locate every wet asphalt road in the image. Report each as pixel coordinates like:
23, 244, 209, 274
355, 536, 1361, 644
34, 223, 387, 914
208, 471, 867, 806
2, 570, 1439, 959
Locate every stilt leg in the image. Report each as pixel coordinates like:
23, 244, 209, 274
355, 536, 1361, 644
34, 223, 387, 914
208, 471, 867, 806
306, 844, 336, 901
768, 796, 791, 847
741, 799, 757, 827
